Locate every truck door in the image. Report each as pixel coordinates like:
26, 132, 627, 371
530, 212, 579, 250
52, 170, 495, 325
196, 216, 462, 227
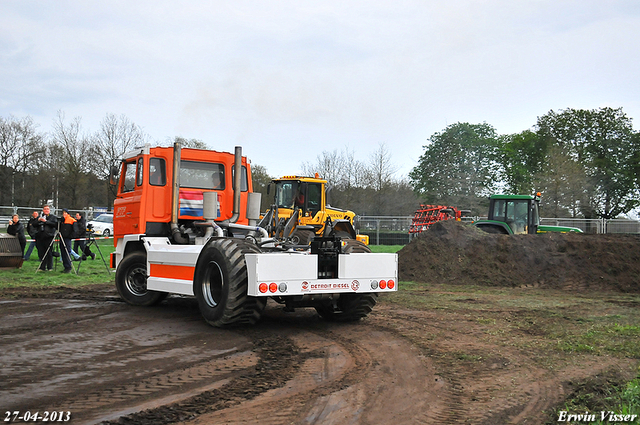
113, 157, 143, 238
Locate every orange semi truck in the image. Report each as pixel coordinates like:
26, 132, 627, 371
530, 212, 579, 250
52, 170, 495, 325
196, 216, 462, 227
110, 143, 397, 327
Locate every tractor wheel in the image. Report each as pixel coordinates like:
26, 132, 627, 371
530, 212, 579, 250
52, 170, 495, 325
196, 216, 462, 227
115, 252, 168, 306
315, 239, 377, 322
290, 229, 315, 245
193, 239, 266, 327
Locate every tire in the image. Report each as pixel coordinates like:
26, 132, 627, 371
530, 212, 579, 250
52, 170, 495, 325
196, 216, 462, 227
315, 239, 377, 322
290, 229, 315, 245
193, 239, 266, 327
103, 228, 111, 237
115, 252, 168, 306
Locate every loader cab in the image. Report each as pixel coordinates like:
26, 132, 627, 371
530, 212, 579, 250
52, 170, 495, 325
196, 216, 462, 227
274, 179, 323, 218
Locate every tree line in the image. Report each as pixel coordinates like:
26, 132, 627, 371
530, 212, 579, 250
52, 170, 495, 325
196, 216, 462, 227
1, 107, 638, 219
409, 107, 640, 218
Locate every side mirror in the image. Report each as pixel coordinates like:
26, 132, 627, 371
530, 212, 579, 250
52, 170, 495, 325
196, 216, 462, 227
109, 165, 120, 186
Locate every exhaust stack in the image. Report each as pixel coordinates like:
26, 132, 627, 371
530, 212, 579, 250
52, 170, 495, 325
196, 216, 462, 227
170, 142, 189, 244
230, 146, 242, 223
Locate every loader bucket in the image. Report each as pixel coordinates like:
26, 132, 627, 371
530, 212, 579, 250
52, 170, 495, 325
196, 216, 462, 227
0, 234, 24, 269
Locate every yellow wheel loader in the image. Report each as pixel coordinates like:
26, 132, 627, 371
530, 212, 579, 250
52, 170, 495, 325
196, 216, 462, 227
260, 175, 369, 245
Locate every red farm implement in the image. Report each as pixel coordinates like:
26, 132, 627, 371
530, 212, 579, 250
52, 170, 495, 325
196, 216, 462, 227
409, 205, 469, 234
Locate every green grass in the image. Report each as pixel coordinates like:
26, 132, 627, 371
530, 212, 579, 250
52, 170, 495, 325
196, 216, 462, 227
369, 244, 404, 253
0, 239, 115, 289
546, 372, 640, 424
383, 280, 640, 359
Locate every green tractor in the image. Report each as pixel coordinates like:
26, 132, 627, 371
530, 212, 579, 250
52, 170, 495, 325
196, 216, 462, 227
474, 193, 583, 235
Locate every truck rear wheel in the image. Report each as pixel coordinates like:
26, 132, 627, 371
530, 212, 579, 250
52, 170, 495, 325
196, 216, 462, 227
193, 239, 266, 327
115, 252, 168, 306
315, 239, 378, 322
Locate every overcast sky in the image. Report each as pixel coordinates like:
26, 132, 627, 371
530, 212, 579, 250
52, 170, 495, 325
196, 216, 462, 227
2, 1, 639, 179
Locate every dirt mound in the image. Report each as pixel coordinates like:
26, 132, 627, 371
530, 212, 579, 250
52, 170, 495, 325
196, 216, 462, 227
399, 220, 640, 292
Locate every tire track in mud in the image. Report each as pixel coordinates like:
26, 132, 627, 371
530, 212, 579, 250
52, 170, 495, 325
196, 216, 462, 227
172, 311, 443, 425
2, 294, 444, 425
0, 296, 258, 425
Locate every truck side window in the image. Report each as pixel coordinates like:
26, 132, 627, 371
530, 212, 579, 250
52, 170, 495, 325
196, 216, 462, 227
136, 158, 144, 187
122, 160, 137, 193
149, 158, 166, 186
231, 166, 249, 192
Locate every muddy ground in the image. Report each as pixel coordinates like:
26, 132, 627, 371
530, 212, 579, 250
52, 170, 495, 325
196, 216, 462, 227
1, 221, 639, 425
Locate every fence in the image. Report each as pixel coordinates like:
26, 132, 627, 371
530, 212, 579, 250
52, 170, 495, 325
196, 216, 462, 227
3, 207, 639, 244
0, 206, 106, 228
356, 215, 640, 245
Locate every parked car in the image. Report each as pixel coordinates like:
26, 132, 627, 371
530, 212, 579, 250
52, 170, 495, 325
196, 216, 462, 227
87, 213, 113, 237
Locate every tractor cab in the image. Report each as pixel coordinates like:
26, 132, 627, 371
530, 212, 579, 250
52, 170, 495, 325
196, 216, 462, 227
485, 194, 539, 234
475, 193, 583, 235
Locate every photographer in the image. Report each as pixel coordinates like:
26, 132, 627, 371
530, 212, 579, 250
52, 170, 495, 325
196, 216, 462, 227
73, 212, 94, 260
7, 214, 26, 257
36, 205, 57, 271
59, 209, 76, 273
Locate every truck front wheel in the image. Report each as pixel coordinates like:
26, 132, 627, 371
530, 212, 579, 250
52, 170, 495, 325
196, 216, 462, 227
193, 239, 266, 327
115, 252, 167, 306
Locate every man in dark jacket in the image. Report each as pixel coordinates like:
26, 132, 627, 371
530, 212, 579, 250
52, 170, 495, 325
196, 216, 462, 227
59, 209, 76, 273
24, 211, 39, 260
7, 214, 27, 256
73, 212, 94, 260
36, 205, 57, 271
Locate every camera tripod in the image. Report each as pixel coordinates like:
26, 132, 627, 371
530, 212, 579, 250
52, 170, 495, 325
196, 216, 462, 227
37, 229, 75, 274
76, 230, 111, 274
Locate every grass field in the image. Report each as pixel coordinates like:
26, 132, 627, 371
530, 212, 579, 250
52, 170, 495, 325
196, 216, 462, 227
0, 238, 115, 289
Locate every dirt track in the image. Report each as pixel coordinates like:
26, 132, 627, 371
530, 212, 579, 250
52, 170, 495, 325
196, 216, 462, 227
2, 222, 639, 424
1, 288, 442, 425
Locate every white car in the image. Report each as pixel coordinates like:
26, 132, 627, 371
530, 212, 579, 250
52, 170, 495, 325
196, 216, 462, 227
88, 214, 113, 237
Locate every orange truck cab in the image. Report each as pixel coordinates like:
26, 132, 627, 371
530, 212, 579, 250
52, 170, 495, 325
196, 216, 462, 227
113, 144, 252, 242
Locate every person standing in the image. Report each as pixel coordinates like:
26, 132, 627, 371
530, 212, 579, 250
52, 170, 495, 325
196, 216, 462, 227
24, 211, 39, 260
36, 205, 57, 271
73, 212, 94, 260
59, 209, 76, 273
7, 214, 27, 257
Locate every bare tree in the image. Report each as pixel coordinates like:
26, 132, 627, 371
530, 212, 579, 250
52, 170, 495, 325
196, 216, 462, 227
92, 113, 149, 201
0, 115, 47, 205
174, 136, 208, 149
302, 149, 345, 187
51, 111, 94, 207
